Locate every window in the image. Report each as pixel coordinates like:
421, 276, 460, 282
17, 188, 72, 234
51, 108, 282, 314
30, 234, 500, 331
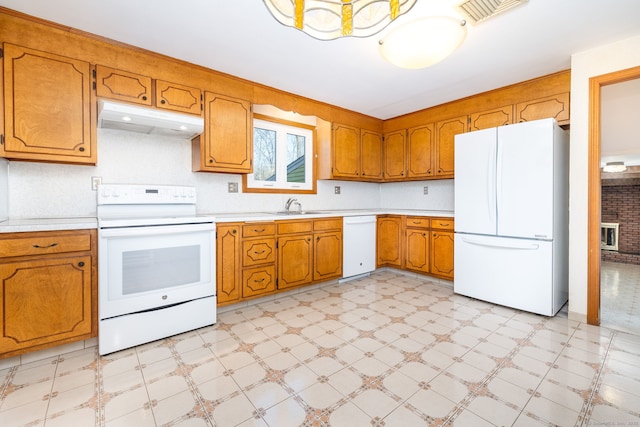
245, 115, 315, 193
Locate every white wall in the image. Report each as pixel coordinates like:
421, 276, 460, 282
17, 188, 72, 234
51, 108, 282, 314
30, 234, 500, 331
569, 34, 640, 321
7, 129, 453, 218
0, 158, 8, 220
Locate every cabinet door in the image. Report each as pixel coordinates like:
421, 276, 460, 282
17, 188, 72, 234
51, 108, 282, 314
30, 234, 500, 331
406, 124, 434, 178
216, 224, 241, 305
194, 91, 252, 173
361, 129, 383, 181
383, 130, 406, 180
515, 92, 570, 125
314, 231, 342, 281
95, 65, 152, 105
2, 43, 95, 164
243, 265, 276, 298
469, 106, 513, 131
376, 216, 403, 267
277, 234, 313, 289
155, 80, 202, 115
0, 255, 93, 355
405, 228, 430, 273
332, 123, 361, 178
430, 231, 454, 279
435, 116, 466, 178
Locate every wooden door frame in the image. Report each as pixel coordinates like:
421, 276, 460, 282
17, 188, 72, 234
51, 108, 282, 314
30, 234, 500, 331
587, 65, 640, 325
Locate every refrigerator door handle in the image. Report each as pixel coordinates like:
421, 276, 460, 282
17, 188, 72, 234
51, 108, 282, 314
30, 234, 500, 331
488, 143, 497, 225
495, 138, 502, 226
461, 237, 540, 251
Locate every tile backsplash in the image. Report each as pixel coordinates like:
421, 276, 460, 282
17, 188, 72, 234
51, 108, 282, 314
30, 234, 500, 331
6, 129, 454, 218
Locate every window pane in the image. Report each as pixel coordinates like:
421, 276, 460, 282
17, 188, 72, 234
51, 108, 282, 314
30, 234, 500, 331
287, 133, 306, 183
254, 127, 276, 181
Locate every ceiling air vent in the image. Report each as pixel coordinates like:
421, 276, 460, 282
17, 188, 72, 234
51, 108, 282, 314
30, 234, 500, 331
457, 0, 529, 24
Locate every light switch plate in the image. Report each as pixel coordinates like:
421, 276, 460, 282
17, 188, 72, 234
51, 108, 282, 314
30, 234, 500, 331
91, 176, 102, 191
228, 182, 238, 193
423, 186, 429, 195
334, 186, 341, 194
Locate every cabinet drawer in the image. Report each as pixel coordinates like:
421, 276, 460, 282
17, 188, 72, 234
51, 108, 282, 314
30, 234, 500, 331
405, 217, 430, 229
0, 232, 92, 258
277, 220, 313, 235
242, 238, 276, 267
242, 222, 275, 237
430, 218, 454, 230
242, 265, 276, 298
314, 218, 342, 232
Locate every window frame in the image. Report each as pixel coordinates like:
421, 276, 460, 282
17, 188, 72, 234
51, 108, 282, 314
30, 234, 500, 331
242, 113, 317, 194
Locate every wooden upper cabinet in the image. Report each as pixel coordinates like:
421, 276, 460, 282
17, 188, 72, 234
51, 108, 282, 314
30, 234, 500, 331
515, 92, 570, 125
2, 43, 96, 165
383, 130, 406, 180
470, 105, 513, 131
406, 124, 434, 179
435, 116, 466, 178
361, 129, 383, 180
95, 66, 202, 116
155, 80, 202, 115
193, 91, 252, 173
332, 123, 360, 178
95, 65, 152, 106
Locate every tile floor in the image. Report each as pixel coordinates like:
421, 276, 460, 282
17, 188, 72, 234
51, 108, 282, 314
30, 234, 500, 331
1, 270, 640, 426
601, 261, 640, 335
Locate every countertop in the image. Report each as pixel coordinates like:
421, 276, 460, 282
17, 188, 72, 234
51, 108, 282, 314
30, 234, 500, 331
0, 209, 453, 233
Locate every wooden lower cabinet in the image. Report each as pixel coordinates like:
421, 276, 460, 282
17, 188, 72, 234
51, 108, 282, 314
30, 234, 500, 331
0, 229, 97, 358
277, 233, 313, 290
405, 217, 430, 274
216, 223, 242, 305
377, 216, 454, 280
376, 215, 403, 267
313, 217, 343, 281
217, 218, 343, 305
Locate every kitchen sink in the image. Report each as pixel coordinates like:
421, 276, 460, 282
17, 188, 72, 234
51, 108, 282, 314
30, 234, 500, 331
271, 211, 323, 215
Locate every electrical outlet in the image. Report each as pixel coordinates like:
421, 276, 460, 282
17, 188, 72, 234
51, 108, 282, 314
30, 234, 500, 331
228, 182, 238, 193
91, 176, 102, 191
423, 186, 429, 195
334, 186, 341, 194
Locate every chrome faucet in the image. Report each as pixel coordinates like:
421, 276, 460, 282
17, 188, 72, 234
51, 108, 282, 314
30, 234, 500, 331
285, 197, 302, 213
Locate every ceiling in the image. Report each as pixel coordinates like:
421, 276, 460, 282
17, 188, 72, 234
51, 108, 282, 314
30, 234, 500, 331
1, 0, 640, 120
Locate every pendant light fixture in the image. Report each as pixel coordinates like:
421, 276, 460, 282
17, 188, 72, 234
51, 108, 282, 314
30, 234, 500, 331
262, 0, 417, 40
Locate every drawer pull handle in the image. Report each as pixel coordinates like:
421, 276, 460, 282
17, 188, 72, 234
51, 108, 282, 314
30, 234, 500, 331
254, 250, 265, 254
254, 278, 265, 283
33, 242, 58, 249
254, 228, 266, 232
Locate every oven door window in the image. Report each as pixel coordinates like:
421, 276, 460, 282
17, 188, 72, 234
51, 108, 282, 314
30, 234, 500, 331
123, 245, 201, 294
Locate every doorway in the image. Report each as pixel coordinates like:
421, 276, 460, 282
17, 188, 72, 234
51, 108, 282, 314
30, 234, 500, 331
587, 65, 640, 328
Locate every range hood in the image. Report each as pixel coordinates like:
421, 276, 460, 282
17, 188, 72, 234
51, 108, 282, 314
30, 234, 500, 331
98, 100, 204, 139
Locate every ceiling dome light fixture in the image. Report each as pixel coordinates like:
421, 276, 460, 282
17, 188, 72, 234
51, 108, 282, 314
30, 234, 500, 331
262, 0, 417, 40
603, 161, 627, 173
379, 16, 467, 69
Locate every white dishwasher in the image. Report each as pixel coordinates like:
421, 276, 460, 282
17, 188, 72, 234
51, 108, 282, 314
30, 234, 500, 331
343, 215, 377, 279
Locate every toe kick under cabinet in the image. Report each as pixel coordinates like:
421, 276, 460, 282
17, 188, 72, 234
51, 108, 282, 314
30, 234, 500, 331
0, 229, 98, 358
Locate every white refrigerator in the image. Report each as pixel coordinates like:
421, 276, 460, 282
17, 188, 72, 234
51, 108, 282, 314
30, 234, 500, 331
454, 118, 569, 316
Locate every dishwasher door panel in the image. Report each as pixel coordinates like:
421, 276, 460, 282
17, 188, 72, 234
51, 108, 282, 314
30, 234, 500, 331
343, 216, 377, 278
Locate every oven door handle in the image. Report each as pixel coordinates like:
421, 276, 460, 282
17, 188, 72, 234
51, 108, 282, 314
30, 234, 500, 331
99, 223, 215, 238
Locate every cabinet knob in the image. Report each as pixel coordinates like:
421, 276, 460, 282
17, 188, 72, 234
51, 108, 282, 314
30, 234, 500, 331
161, 100, 166, 104
232, 229, 237, 234
209, 159, 214, 163
79, 147, 85, 152
142, 96, 148, 101
78, 261, 85, 267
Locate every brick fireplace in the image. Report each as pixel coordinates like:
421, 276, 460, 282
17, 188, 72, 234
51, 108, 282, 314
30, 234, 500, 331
601, 183, 640, 264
